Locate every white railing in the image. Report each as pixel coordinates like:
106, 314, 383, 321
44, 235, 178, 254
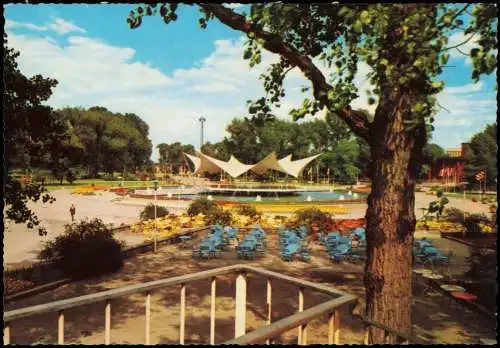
4, 264, 411, 345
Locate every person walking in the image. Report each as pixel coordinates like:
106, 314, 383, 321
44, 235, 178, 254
70, 204, 76, 222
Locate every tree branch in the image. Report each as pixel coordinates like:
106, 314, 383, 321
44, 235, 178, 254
442, 34, 475, 52
455, 47, 470, 56
198, 3, 372, 141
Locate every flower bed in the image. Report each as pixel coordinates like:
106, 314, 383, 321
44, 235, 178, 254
4, 276, 36, 296
416, 220, 466, 232
416, 220, 493, 233
72, 185, 108, 195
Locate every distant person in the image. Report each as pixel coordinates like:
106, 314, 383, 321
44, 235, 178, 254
70, 204, 76, 221
351, 234, 360, 249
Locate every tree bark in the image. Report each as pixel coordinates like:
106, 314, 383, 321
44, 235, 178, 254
364, 86, 426, 343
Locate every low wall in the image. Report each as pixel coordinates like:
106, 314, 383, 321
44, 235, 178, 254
4, 225, 213, 303
441, 233, 497, 250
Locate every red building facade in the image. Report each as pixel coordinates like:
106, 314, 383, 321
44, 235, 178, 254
427, 143, 469, 184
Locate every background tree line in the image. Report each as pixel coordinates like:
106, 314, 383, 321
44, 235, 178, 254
4, 38, 153, 234
52, 106, 153, 180
160, 111, 460, 185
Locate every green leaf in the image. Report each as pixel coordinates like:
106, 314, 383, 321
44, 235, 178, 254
353, 20, 363, 33
440, 53, 450, 65
470, 48, 480, 57
431, 81, 444, 89
368, 97, 376, 105
360, 10, 371, 24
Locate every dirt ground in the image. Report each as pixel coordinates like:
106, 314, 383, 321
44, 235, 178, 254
5, 230, 496, 345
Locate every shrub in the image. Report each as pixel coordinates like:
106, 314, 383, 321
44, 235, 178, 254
39, 218, 124, 279
293, 207, 332, 233
464, 213, 490, 235
4, 277, 36, 296
205, 209, 233, 226
140, 203, 169, 221
236, 204, 262, 218
187, 197, 234, 226
443, 207, 465, 223
187, 197, 218, 216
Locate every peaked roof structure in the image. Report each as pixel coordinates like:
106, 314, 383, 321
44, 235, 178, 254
279, 153, 322, 178
184, 151, 322, 179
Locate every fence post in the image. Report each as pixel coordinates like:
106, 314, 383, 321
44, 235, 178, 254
180, 283, 186, 344
300, 323, 308, 345
4, 324, 10, 345
266, 279, 272, 345
145, 292, 151, 345
58, 311, 64, 344
105, 300, 111, 345
298, 287, 304, 344
210, 277, 216, 345
363, 324, 369, 345
234, 271, 247, 338
333, 310, 340, 344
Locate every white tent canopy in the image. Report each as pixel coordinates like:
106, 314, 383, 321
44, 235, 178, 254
184, 151, 322, 179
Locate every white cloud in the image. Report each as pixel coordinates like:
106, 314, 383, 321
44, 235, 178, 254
5, 30, 378, 160
443, 81, 483, 94
6, 18, 86, 35
48, 18, 86, 35
447, 32, 480, 61
223, 3, 245, 9
7, 32, 173, 102
7, 24, 495, 160
432, 80, 496, 148
5, 19, 48, 32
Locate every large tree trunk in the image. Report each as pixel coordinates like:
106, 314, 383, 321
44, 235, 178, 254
364, 86, 426, 343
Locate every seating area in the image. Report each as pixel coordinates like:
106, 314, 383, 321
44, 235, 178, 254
279, 226, 311, 262
413, 237, 452, 272
319, 228, 366, 263
192, 224, 235, 259
236, 225, 267, 260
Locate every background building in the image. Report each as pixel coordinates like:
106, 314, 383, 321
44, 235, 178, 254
427, 143, 469, 184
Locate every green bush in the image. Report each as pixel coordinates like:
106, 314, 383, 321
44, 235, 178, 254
236, 204, 261, 218
187, 197, 233, 225
205, 209, 233, 226
293, 207, 332, 233
464, 213, 490, 235
443, 207, 466, 223
140, 203, 169, 221
187, 197, 218, 216
39, 218, 124, 279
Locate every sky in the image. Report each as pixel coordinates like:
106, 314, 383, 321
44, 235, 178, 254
5, 3, 497, 161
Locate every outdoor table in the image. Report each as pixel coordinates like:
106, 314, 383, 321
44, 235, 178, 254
450, 291, 478, 302
479, 338, 497, 345
421, 272, 444, 295
440, 284, 466, 292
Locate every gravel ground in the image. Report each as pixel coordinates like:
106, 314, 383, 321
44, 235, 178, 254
4, 231, 495, 345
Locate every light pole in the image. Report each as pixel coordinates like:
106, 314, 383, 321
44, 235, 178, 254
153, 180, 159, 253
199, 116, 206, 151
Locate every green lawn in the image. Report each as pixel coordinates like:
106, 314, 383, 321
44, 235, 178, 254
43, 180, 175, 191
